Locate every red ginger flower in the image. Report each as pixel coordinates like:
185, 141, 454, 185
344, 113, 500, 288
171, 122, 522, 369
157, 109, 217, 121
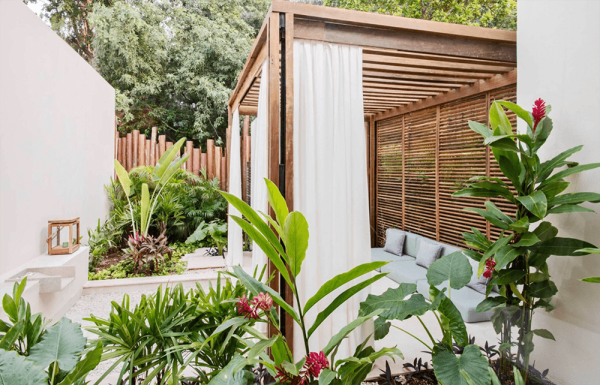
236, 295, 258, 320
252, 292, 273, 311
483, 269, 492, 279
532, 98, 546, 131
483, 258, 496, 279
304, 351, 329, 378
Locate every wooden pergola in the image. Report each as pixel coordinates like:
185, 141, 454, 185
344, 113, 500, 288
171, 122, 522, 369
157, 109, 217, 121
226, 0, 517, 349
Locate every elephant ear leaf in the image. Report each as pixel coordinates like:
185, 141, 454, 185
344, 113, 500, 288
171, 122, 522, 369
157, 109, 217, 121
0, 349, 48, 385
432, 345, 490, 385
57, 341, 103, 385
426, 251, 473, 290
28, 318, 86, 372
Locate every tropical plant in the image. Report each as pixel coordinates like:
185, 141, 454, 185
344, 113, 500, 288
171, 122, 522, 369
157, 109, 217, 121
85, 277, 254, 385
0, 278, 103, 385
210, 178, 401, 385
186, 220, 228, 256
123, 229, 172, 274
114, 137, 190, 238
87, 218, 121, 271
576, 248, 600, 283
362, 251, 492, 385
452, 98, 600, 381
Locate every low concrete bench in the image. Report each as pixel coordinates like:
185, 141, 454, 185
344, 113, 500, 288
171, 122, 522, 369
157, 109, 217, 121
372, 230, 497, 323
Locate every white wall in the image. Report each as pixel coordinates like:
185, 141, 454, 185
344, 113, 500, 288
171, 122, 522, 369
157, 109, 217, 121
0, 0, 114, 274
518, 1, 600, 383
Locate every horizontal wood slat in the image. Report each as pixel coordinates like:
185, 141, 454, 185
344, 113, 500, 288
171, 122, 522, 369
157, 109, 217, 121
375, 85, 517, 248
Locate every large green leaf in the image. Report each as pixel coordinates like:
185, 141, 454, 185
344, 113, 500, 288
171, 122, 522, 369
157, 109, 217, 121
494, 246, 520, 270
230, 216, 294, 292
475, 297, 506, 313
581, 277, 600, 283
516, 191, 547, 219
497, 155, 523, 194
157, 154, 189, 187
264, 179, 289, 227
489, 101, 513, 135
304, 261, 388, 314
359, 283, 429, 321
530, 238, 597, 256
533, 221, 558, 242
282, 212, 309, 277
532, 329, 555, 341
220, 191, 286, 258
207, 354, 251, 385
478, 235, 514, 277
319, 368, 337, 385
432, 345, 491, 385
547, 204, 595, 214
232, 266, 300, 324
508, 217, 529, 233
496, 101, 533, 128
548, 192, 600, 206
432, 288, 468, 346
0, 349, 47, 385
494, 270, 526, 285
28, 318, 86, 372
308, 273, 388, 338
57, 341, 103, 385
322, 310, 382, 355
540, 180, 570, 200
154, 137, 186, 179
114, 160, 132, 196
453, 188, 507, 199
0, 320, 23, 350
512, 233, 540, 247
540, 163, 600, 187
537, 145, 583, 183
468, 121, 492, 139
426, 251, 472, 290
484, 201, 514, 224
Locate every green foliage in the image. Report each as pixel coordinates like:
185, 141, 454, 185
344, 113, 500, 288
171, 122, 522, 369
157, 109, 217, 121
362, 250, 491, 385
577, 247, 600, 283
85, 278, 252, 384
212, 179, 399, 385
89, 0, 270, 143
453, 100, 600, 380
186, 220, 228, 255
0, 278, 101, 384
325, 0, 516, 30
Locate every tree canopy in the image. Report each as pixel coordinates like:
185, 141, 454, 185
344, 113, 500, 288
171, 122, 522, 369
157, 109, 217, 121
324, 0, 516, 30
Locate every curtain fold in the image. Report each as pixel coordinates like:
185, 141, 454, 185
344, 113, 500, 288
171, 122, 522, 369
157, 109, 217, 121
226, 108, 243, 266
293, 40, 372, 359
251, 61, 270, 271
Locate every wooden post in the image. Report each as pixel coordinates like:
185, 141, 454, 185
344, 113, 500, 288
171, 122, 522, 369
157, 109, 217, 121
166, 141, 173, 153
215, 146, 222, 186
201, 153, 208, 178
132, 130, 139, 168
193, 148, 200, 176
150, 127, 158, 166
126, 133, 133, 171
401, 116, 406, 231
159, 135, 166, 159
435, 106, 440, 242
207, 139, 215, 179
146, 139, 151, 167
186, 141, 193, 172
222, 155, 227, 190
138, 133, 146, 166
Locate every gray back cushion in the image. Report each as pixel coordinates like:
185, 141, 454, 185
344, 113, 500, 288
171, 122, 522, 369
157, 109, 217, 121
441, 244, 462, 257
403, 232, 422, 258
383, 229, 406, 256
415, 239, 443, 268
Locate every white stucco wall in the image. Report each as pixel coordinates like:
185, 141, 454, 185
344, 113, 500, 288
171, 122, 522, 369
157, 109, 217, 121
0, 0, 114, 274
518, 1, 600, 383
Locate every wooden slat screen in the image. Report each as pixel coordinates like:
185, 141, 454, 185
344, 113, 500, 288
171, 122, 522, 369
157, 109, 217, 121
375, 117, 403, 246
375, 85, 517, 247
404, 108, 437, 239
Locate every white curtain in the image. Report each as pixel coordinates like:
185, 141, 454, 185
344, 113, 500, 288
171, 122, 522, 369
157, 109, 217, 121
293, 40, 372, 359
227, 109, 243, 266
251, 62, 270, 272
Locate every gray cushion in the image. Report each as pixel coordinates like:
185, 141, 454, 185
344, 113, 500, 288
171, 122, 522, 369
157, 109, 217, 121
372, 248, 415, 264
417, 280, 498, 323
403, 232, 423, 258
415, 240, 443, 269
441, 244, 462, 257
383, 229, 406, 256
464, 256, 499, 294
381, 260, 428, 284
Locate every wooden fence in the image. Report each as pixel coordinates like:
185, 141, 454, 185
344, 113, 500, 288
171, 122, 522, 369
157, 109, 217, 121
115, 127, 228, 189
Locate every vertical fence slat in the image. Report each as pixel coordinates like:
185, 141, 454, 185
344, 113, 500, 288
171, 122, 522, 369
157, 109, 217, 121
185, 141, 193, 172
201, 153, 207, 178
221, 155, 227, 190
139, 133, 146, 166
207, 139, 215, 179
192, 148, 200, 176
126, 133, 133, 171
215, 146, 222, 186
159, 135, 166, 158
132, 130, 139, 168
146, 139, 151, 167
150, 127, 158, 166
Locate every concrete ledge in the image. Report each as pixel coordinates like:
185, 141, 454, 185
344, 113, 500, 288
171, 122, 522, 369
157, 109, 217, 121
82, 271, 224, 294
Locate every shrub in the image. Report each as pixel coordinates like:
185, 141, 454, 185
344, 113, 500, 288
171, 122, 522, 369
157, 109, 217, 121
0, 278, 102, 384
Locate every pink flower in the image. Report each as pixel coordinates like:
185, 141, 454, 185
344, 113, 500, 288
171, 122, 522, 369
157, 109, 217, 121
252, 292, 273, 311
483, 269, 492, 279
532, 98, 546, 131
236, 296, 258, 320
304, 351, 329, 378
